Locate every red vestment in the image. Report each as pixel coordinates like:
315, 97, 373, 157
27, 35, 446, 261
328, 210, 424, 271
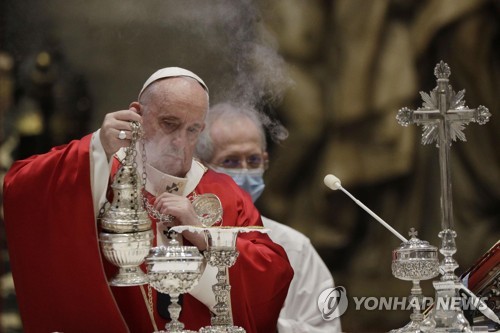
3, 134, 293, 333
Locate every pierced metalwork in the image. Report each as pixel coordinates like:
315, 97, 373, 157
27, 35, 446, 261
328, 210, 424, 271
98, 122, 153, 286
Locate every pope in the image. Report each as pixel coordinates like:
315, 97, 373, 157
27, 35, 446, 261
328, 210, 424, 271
3, 67, 293, 333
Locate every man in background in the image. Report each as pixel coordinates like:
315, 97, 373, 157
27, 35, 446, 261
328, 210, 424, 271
196, 102, 342, 333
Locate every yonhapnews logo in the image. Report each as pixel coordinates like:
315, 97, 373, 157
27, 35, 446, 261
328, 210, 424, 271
317, 286, 490, 321
317, 286, 348, 320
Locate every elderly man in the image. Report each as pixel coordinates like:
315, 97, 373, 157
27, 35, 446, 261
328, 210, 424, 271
3, 68, 293, 333
195, 102, 342, 333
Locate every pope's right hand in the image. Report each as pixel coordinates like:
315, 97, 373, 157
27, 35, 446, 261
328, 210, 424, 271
99, 108, 142, 160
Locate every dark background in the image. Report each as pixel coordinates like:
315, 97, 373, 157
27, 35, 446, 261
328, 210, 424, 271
1, 0, 499, 332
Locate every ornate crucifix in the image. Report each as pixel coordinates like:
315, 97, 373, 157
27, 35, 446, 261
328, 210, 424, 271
396, 60, 491, 232
396, 60, 492, 332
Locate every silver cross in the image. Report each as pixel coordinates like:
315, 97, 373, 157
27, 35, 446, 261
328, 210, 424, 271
396, 61, 491, 230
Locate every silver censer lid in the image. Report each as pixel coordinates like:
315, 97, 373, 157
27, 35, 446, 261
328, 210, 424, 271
100, 163, 151, 233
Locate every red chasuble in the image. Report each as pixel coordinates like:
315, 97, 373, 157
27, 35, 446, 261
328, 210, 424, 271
3, 134, 293, 333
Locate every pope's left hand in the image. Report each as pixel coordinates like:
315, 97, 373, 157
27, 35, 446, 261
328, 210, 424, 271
153, 192, 206, 250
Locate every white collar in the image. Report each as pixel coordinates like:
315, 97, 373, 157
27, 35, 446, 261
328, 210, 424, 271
143, 159, 206, 196
115, 148, 206, 197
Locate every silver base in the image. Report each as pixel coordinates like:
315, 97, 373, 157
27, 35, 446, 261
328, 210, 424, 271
389, 320, 422, 333
199, 326, 246, 333
420, 281, 472, 333
153, 330, 198, 333
109, 266, 149, 286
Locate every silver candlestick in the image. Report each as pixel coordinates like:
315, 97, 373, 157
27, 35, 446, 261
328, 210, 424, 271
397, 60, 491, 332
200, 227, 244, 333
171, 225, 270, 333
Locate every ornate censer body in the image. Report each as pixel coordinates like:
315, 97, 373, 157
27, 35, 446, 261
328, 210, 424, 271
146, 241, 204, 333
391, 229, 440, 333
99, 122, 154, 286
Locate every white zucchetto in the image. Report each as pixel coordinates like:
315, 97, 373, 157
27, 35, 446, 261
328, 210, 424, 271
138, 67, 209, 99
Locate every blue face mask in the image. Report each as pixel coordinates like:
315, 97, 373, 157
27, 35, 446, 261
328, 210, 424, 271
210, 166, 265, 203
